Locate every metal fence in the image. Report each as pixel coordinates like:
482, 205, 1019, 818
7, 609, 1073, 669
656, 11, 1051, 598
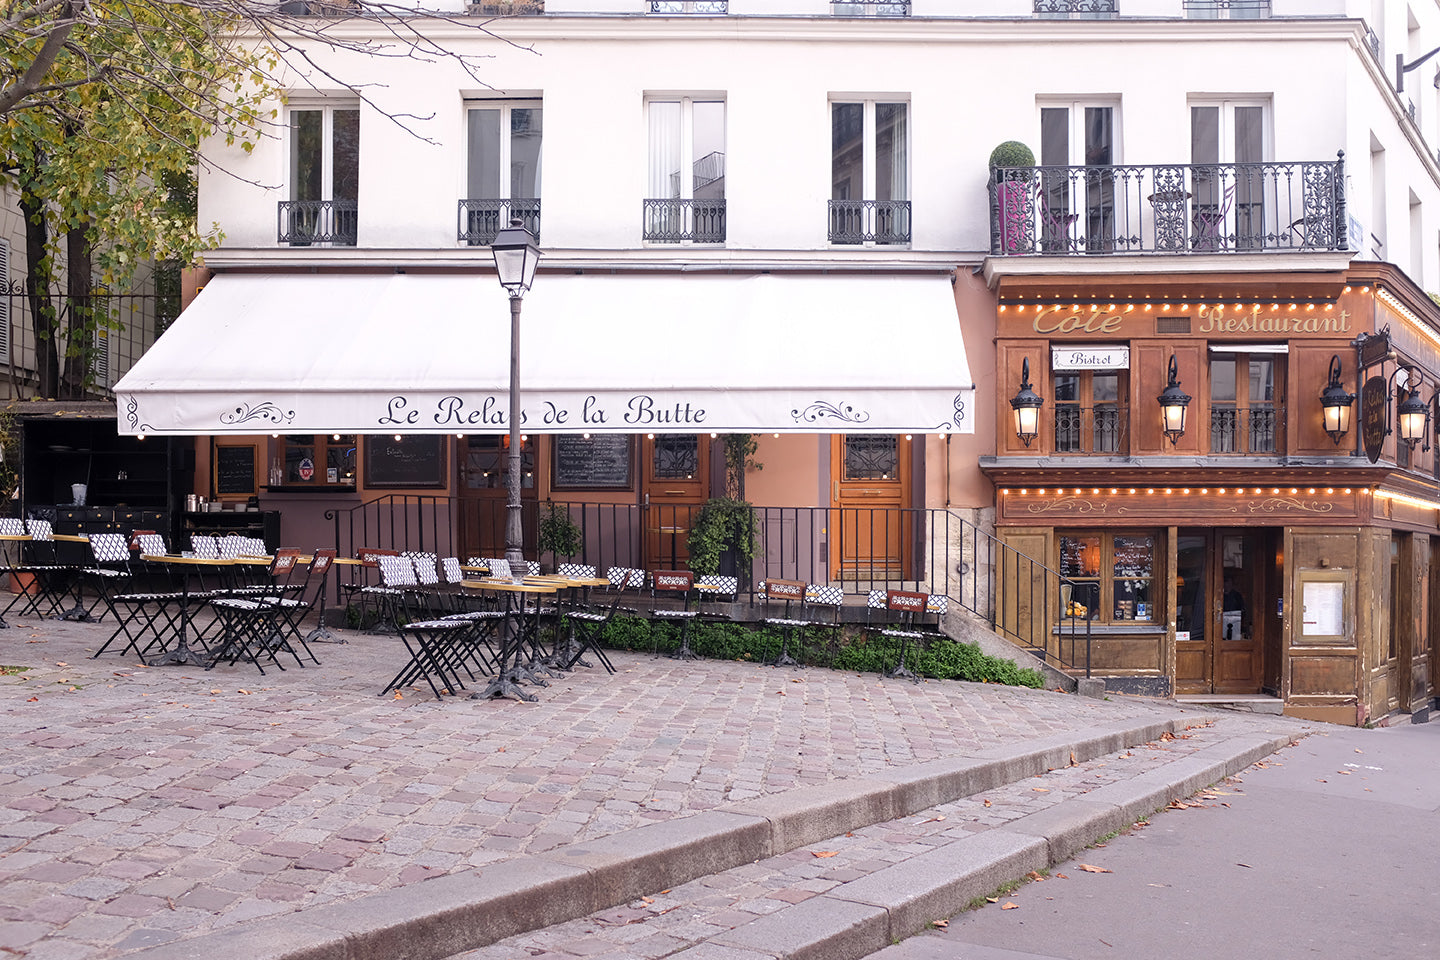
277, 200, 358, 246
330, 495, 1089, 672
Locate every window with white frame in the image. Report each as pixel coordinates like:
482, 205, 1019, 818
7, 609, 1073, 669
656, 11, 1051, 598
830, 99, 910, 244
644, 97, 726, 243
281, 103, 359, 246
1190, 98, 1268, 250
1039, 101, 1118, 253
461, 100, 542, 245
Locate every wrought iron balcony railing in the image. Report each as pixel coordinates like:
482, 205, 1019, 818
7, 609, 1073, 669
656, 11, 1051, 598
1054, 405, 1127, 455
828, 200, 912, 245
1034, 0, 1117, 18
1183, 0, 1271, 17
277, 200, 358, 247
643, 199, 726, 243
457, 199, 541, 246
832, 1, 911, 16
989, 155, 1345, 257
649, 1, 727, 13
1210, 403, 1281, 454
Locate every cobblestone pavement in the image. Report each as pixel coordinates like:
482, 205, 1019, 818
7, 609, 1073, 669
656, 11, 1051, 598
449, 710, 1313, 960
1, 611, 1247, 959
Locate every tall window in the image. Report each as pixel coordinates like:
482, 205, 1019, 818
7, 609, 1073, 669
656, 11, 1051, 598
644, 97, 726, 243
461, 101, 542, 245
1059, 532, 1156, 623
283, 104, 359, 246
1040, 102, 1117, 252
1191, 100, 1267, 250
830, 100, 910, 244
1184, 0, 1271, 18
1053, 371, 1125, 454
1209, 351, 1280, 454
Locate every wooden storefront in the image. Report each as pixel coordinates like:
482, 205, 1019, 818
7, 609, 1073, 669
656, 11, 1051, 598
981, 264, 1440, 725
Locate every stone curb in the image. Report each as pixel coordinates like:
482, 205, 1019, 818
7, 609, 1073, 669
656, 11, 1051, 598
670, 727, 1295, 960
123, 716, 1174, 960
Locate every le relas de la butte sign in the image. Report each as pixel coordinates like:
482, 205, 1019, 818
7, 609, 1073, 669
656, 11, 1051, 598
1004, 303, 1355, 338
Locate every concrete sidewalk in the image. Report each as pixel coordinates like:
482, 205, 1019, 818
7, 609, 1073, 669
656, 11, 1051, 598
0, 611, 1314, 960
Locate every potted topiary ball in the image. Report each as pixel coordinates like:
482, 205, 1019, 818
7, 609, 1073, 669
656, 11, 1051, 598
989, 141, 1036, 254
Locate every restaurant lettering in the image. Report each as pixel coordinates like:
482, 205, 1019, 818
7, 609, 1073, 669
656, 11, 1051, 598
1196, 305, 1352, 335
377, 394, 708, 429
1033, 306, 1123, 335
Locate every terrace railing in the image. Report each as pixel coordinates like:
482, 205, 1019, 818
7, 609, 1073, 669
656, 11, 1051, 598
330, 495, 1089, 672
989, 154, 1345, 257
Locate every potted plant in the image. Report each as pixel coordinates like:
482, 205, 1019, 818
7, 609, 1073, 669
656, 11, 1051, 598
686, 497, 756, 578
537, 501, 583, 570
989, 140, 1035, 255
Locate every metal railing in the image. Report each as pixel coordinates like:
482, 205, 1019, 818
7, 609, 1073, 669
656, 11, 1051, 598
1183, 0, 1270, 17
649, 1, 727, 13
1210, 403, 1281, 454
989, 154, 1346, 257
642, 199, 726, 243
1054, 404, 1127, 454
1034, 0, 1116, 17
277, 200, 358, 246
828, 200, 912, 244
329, 495, 1090, 672
457, 199, 541, 245
832, 1, 911, 15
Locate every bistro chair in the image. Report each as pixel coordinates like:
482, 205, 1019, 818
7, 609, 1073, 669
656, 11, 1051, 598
756, 578, 809, 668
302, 549, 342, 643
804, 583, 847, 667
695, 574, 739, 622
649, 570, 700, 660
559, 574, 628, 674
865, 588, 936, 683
342, 547, 397, 628
191, 534, 221, 559
383, 617, 475, 700
0, 518, 80, 620
208, 548, 318, 673
71, 532, 136, 624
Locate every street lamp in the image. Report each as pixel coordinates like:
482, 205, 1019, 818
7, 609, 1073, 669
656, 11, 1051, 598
1397, 379, 1430, 450
491, 218, 542, 578
1319, 354, 1355, 445
1010, 357, 1044, 447
1157, 354, 1191, 446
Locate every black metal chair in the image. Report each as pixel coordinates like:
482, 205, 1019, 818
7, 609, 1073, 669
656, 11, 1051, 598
649, 570, 700, 660
757, 578, 808, 668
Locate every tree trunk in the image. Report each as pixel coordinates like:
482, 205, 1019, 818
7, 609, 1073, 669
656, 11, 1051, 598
19, 152, 61, 399
62, 221, 93, 398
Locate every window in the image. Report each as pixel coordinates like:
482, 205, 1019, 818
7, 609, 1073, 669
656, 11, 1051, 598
644, 97, 726, 243
1053, 370, 1126, 454
461, 100, 542, 245
1191, 100, 1268, 250
1184, 0, 1270, 17
1209, 351, 1281, 454
1034, 0, 1116, 18
1059, 532, 1156, 623
843, 435, 898, 480
830, 100, 910, 244
464, 435, 534, 490
282, 104, 359, 246
280, 435, 357, 486
1040, 102, 1117, 252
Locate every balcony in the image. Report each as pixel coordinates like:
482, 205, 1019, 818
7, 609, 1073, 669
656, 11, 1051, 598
989, 156, 1346, 258
829, 200, 911, 245
1054, 405, 1127, 455
1210, 403, 1281, 454
643, 199, 726, 243
458, 199, 541, 246
649, 1, 727, 12
277, 200, 357, 247
1034, 0, 1117, 18
1183, 0, 1271, 17
832, 1, 910, 15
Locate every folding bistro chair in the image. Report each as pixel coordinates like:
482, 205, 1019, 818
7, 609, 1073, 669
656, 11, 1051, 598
1, 519, 78, 620
649, 570, 700, 660
71, 532, 135, 624
804, 583, 847, 667
756, 578, 809, 668
303, 549, 343, 642
866, 588, 932, 683
559, 572, 628, 674
208, 549, 316, 673
695, 574, 739, 622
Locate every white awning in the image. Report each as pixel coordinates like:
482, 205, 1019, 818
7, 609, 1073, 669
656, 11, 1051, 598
115, 273, 975, 436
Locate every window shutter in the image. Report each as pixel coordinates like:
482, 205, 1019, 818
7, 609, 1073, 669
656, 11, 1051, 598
92, 326, 109, 387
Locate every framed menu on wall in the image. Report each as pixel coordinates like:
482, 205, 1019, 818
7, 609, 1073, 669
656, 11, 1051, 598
364, 435, 448, 488
215, 444, 258, 497
552, 434, 633, 490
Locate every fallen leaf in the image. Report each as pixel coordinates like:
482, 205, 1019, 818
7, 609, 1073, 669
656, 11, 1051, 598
56, 662, 68, 667
986, 897, 999, 903
1070, 750, 1077, 766
1032, 787, 1049, 793
1055, 873, 1069, 879
26, 696, 37, 702
1025, 871, 1045, 882
1078, 864, 1111, 873
1001, 902, 1019, 910
393, 692, 403, 699
931, 919, 948, 929
983, 799, 992, 808
924, 816, 946, 823
640, 896, 654, 904
812, 851, 838, 858
210, 688, 222, 695
238, 689, 252, 695
1236, 862, 1252, 868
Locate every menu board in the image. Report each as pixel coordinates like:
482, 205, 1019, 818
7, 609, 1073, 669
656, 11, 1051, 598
364, 435, 448, 488
552, 434, 633, 490
215, 445, 257, 496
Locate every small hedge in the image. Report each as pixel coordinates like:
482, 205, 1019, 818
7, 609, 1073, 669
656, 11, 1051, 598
590, 615, 1045, 689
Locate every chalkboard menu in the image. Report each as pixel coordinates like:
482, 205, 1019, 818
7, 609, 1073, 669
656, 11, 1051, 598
552, 434, 633, 490
364, 435, 448, 488
215, 445, 257, 496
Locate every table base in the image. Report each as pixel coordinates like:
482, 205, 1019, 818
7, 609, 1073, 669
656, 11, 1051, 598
469, 674, 538, 702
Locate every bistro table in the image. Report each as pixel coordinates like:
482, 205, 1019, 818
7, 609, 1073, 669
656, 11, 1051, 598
0, 532, 33, 628
139, 554, 236, 667
459, 578, 560, 702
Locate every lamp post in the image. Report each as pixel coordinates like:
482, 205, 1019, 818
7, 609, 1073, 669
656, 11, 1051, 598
491, 218, 542, 578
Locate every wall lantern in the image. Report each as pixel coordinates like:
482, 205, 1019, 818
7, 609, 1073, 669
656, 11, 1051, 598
1319, 354, 1355, 445
1396, 376, 1430, 449
1157, 354, 1191, 446
1010, 357, 1044, 447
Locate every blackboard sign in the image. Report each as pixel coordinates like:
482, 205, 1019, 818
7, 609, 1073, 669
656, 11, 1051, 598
216, 445, 257, 496
364, 435, 448, 488
553, 434, 632, 490
1361, 376, 1387, 464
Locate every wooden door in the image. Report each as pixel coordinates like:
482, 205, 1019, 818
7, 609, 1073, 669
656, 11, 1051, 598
1175, 528, 1265, 694
458, 435, 537, 562
641, 434, 709, 569
830, 434, 910, 582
